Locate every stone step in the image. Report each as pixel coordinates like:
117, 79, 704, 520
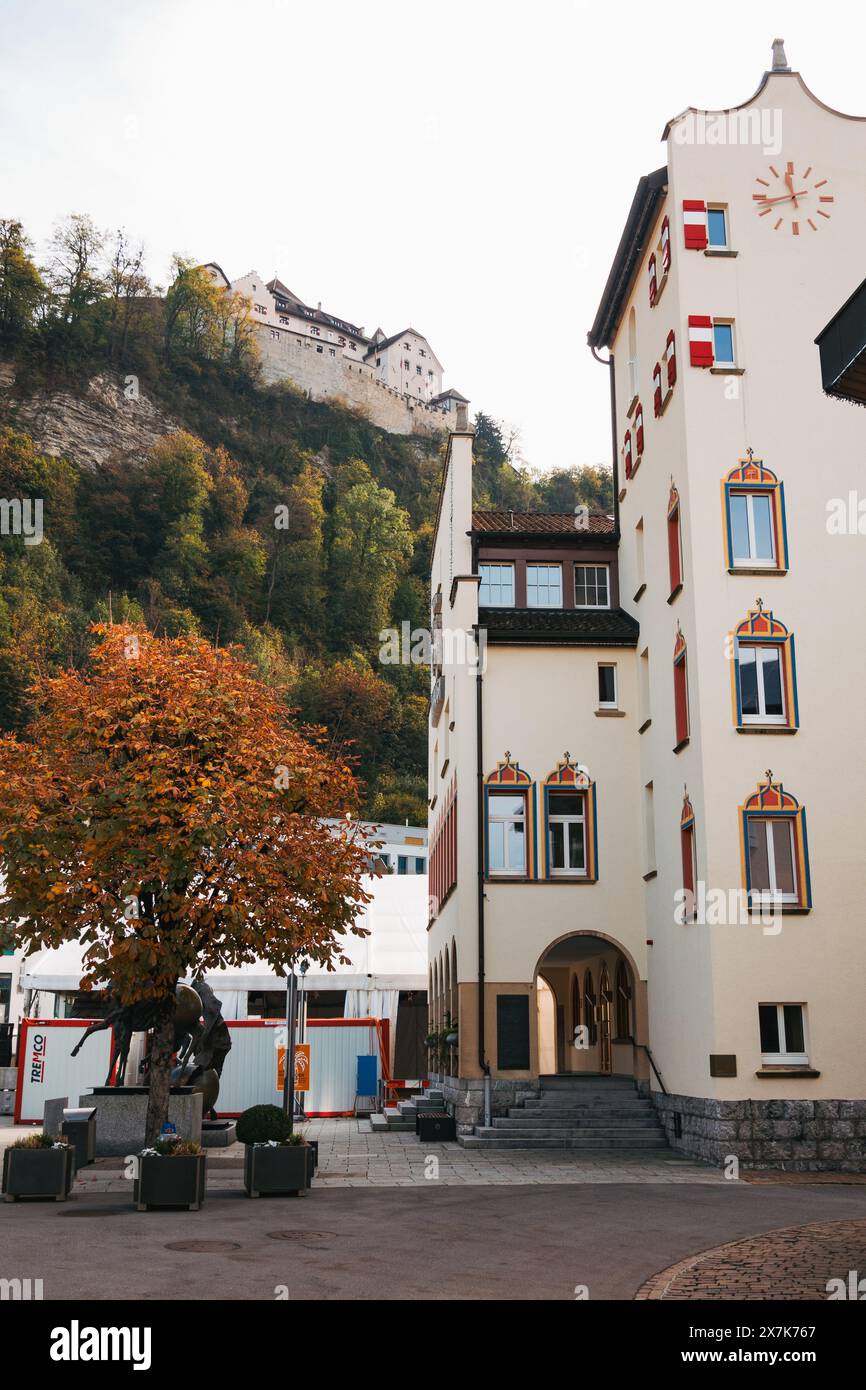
539, 1074, 636, 1088
459, 1134, 670, 1150
517, 1100, 653, 1112
495, 1115, 661, 1129
482, 1124, 665, 1138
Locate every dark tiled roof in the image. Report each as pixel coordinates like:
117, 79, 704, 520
472, 510, 615, 536
479, 606, 639, 646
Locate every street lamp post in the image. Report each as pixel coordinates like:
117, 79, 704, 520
282, 966, 298, 1131
296, 958, 310, 1121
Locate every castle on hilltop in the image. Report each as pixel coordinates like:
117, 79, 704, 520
203, 264, 468, 438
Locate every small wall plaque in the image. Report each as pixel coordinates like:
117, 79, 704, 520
709, 1054, 737, 1077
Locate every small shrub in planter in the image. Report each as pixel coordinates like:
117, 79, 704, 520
135, 1139, 206, 1212
237, 1105, 310, 1198
2, 1134, 74, 1202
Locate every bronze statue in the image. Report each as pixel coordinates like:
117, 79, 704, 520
70, 980, 232, 1115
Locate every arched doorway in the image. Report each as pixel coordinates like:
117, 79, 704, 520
533, 932, 643, 1080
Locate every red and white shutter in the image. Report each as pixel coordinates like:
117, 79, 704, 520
634, 402, 644, 457
653, 362, 663, 417
648, 253, 658, 307
623, 429, 633, 479
688, 315, 713, 368
661, 215, 671, 272
682, 200, 707, 250
665, 329, 677, 387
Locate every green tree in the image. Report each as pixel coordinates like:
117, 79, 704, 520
328, 475, 413, 651
0, 219, 44, 348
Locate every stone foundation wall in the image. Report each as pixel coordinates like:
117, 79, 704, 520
652, 1092, 866, 1172
431, 1073, 540, 1134
255, 327, 451, 438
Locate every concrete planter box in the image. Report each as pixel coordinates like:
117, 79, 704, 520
135, 1153, 207, 1211
3, 1145, 75, 1202
244, 1145, 310, 1197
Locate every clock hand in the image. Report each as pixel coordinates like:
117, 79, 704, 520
785, 172, 799, 208
755, 190, 808, 205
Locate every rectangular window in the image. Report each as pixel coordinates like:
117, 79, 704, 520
667, 503, 682, 597
527, 564, 562, 608
598, 663, 617, 709
730, 492, 776, 566
681, 821, 696, 921
748, 819, 798, 903
643, 782, 656, 876
759, 1003, 808, 1064
639, 648, 651, 731
488, 792, 527, 875
712, 320, 736, 367
707, 206, 728, 248
397, 855, 409, 875
547, 791, 586, 876
739, 645, 785, 723
673, 650, 689, 749
574, 564, 610, 609
478, 562, 515, 607
414, 857, 425, 873
634, 518, 646, 600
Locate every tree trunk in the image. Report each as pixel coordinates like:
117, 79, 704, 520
144, 995, 176, 1146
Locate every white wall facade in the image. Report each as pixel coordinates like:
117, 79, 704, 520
610, 68, 866, 1107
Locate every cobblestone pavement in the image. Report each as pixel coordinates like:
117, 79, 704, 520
636, 1218, 866, 1299
53, 1117, 729, 1191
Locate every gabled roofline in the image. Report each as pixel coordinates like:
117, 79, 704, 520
587, 166, 668, 351
662, 69, 866, 140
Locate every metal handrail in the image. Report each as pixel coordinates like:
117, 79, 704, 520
630, 1037, 668, 1095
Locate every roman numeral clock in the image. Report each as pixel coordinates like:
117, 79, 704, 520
753, 161, 834, 235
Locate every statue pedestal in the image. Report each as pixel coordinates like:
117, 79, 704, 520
80, 1087, 203, 1157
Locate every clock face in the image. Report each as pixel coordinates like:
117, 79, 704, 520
753, 161, 834, 235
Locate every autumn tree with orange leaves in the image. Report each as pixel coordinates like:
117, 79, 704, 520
0, 625, 372, 1143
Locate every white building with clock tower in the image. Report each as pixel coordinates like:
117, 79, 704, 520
427, 43, 866, 1171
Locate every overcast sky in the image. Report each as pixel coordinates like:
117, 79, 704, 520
2, 1, 865, 474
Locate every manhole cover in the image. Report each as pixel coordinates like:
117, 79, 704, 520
266, 1230, 337, 1243
164, 1240, 241, 1253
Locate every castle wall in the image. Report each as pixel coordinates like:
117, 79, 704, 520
254, 324, 451, 438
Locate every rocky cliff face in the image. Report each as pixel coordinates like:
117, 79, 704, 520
0, 362, 180, 470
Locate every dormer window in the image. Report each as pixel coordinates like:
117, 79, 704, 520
526, 564, 562, 608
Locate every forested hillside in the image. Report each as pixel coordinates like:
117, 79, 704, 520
0, 214, 612, 821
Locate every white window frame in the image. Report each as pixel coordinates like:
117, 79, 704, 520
759, 1003, 809, 1065
597, 662, 618, 710
574, 564, 610, 610
730, 490, 777, 567
478, 562, 515, 608
526, 563, 562, 609
712, 318, 736, 367
547, 791, 587, 877
487, 790, 528, 876
738, 644, 786, 725
706, 205, 729, 249
748, 818, 798, 906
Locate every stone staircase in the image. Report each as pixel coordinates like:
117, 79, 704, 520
370, 1086, 445, 1134
458, 1074, 670, 1152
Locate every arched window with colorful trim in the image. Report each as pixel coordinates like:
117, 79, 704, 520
667, 480, 683, 600
730, 601, 799, 732
484, 754, 536, 879
680, 787, 697, 923
673, 624, 690, 752
541, 754, 598, 881
722, 451, 788, 574
740, 772, 811, 911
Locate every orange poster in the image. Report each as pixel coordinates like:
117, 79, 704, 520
276, 1043, 311, 1093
